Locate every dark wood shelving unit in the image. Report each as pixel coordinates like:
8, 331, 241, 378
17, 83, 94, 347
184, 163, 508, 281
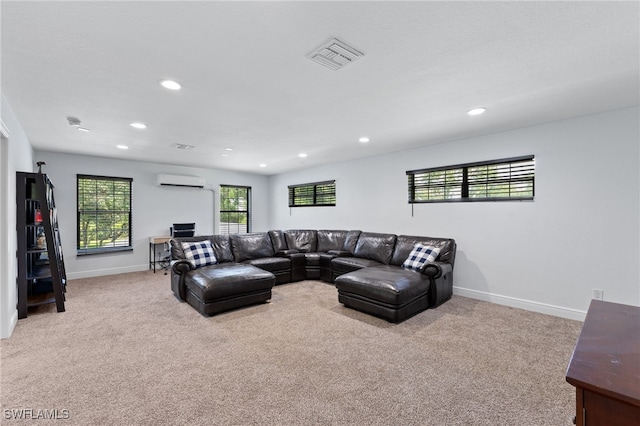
16, 172, 67, 319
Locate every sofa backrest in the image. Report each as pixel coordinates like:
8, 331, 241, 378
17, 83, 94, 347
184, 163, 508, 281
343, 230, 362, 253
210, 234, 235, 263
390, 235, 457, 266
171, 230, 455, 267
230, 232, 275, 262
284, 229, 317, 253
316, 230, 348, 252
170, 235, 234, 263
353, 232, 397, 265
268, 230, 288, 253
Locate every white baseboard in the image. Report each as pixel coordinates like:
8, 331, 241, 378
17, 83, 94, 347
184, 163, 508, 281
453, 286, 587, 322
67, 264, 149, 280
1, 310, 18, 339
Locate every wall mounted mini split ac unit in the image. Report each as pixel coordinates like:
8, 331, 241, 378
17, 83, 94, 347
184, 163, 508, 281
156, 174, 206, 188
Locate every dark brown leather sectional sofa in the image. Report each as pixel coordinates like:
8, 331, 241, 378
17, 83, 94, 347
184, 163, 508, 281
171, 230, 456, 323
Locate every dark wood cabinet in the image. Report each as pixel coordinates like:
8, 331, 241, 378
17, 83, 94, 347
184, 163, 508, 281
16, 172, 67, 319
566, 300, 640, 426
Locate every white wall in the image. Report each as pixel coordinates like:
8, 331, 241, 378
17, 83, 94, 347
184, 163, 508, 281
1, 94, 35, 338
269, 107, 640, 320
31, 151, 271, 279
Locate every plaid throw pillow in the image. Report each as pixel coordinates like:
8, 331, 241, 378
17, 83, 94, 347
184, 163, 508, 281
402, 244, 440, 272
181, 240, 217, 268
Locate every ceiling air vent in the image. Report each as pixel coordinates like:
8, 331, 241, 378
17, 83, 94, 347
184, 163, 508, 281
307, 38, 364, 71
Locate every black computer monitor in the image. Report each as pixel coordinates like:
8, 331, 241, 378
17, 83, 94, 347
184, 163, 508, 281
171, 223, 195, 238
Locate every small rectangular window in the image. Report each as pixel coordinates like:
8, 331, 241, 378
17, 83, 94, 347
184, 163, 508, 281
288, 180, 336, 207
220, 185, 251, 234
407, 156, 534, 203
77, 175, 132, 254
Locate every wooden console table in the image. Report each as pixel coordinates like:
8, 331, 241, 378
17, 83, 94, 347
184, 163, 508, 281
566, 300, 640, 426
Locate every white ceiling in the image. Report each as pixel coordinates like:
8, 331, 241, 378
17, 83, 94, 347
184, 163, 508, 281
2, 1, 638, 175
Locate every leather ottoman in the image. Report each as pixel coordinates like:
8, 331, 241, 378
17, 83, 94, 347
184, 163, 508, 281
335, 265, 431, 323
183, 263, 275, 316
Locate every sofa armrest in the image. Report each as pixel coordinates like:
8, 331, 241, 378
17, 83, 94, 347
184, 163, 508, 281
423, 262, 454, 307
172, 259, 194, 275
327, 250, 352, 257
423, 261, 452, 279
171, 260, 194, 302
276, 249, 300, 256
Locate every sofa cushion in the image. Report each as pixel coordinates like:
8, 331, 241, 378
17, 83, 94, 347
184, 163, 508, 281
243, 257, 292, 285
284, 230, 317, 253
304, 252, 321, 266
317, 230, 348, 252
170, 235, 233, 264
243, 256, 291, 272
332, 256, 383, 272
184, 263, 274, 301
210, 234, 234, 263
343, 230, 362, 253
171, 235, 209, 261
353, 232, 397, 265
335, 265, 430, 306
402, 244, 440, 272
390, 235, 455, 266
182, 240, 217, 268
268, 230, 288, 253
230, 233, 275, 262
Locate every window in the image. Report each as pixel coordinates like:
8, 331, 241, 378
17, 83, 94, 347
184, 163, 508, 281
77, 175, 132, 254
220, 185, 251, 234
288, 180, 336, 207
407, 156, 534, 203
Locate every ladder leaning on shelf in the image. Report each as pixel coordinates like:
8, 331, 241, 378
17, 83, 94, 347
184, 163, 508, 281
16, 172, 67, 319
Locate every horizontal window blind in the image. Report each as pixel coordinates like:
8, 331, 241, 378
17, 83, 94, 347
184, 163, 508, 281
288, 180, 336, 207
409, 168, 463, 202
407, 156, 534, 203
77, 174, 133, 253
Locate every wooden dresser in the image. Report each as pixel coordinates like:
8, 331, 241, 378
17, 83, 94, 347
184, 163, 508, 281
566, 300, 640, 426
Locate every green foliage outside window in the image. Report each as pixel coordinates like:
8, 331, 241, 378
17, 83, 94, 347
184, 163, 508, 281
77, 175, 132, 253
220, 185, 250, 234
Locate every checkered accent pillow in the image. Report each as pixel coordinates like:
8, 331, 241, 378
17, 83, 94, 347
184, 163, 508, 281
402, 244, 440, 272
181, 240, 217, 268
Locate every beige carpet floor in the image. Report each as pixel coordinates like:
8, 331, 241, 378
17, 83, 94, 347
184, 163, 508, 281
1, 271, 582, 425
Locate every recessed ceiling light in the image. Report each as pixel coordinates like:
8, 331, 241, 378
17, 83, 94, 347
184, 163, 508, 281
160, 80, 181, 90
77, 127, 90, 132
130, 122, 147, 129
467, 107, 487, 116
221, 153, 229, 157
298, 153, 308, 158
116, 145, 129, 150
259, 164, 267, 168
225, 147, 233, 151
359, 137, 370, 143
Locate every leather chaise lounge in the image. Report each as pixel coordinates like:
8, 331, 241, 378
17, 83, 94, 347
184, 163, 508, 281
171, 229, 456, 323
333, 234, 456, 322
170, 234, 276, 316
